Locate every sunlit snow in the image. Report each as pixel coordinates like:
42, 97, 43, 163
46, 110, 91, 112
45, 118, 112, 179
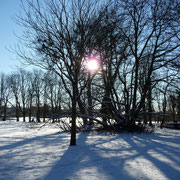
0, 120, 180, 180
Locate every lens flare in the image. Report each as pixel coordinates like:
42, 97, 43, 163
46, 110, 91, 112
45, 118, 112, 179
86, 59, 99, 71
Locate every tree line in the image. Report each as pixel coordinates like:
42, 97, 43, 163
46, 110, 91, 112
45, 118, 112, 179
6, 0, 180, 145
0, 68, 180, 123
0, 70, 63, 122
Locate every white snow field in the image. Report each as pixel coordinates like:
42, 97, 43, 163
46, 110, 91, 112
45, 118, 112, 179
0, 121, 180, 180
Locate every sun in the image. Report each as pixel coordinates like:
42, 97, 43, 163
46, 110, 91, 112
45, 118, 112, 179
86, 59, 99, 71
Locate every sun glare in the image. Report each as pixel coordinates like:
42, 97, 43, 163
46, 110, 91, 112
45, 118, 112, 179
86, 59, 99, 71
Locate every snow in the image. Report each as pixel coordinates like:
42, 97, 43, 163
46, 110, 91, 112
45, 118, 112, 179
0, 121, 180, 180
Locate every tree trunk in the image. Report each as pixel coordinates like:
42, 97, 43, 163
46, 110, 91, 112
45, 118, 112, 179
3, 102, 7, 121
70, 83, 77, 146
77, 98, 87, 125
29, 97, 32, 122
43, 103, 46, 123
29, 108, 32, 123
143, 103, 147, 125
87, 72, 93, 124
16, 102, 19, 122
148, 82, 152, 126
160, 97, 167, 129
23, 105, 26, 122
36, 97, 41, 123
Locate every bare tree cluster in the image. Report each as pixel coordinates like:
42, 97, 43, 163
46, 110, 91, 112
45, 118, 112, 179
0, 70, 64, 122
9, 0, 180, 145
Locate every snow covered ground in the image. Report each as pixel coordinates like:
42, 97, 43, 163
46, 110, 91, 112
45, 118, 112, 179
0, 120, 180, 180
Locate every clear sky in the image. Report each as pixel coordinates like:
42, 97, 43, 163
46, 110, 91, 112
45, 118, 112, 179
0, 0, 24, 74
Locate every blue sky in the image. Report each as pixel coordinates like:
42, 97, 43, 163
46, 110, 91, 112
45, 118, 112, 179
0, 0, 24, 74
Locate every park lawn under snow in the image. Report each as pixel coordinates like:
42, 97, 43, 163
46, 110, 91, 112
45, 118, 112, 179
0, 120, 180, 180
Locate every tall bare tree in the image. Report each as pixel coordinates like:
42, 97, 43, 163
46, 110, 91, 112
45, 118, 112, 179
117, 0, 180, 124
14, 0, 180, 133
10, 73, 21, 121
15, 0, 112, 145
0, 74, 12, 120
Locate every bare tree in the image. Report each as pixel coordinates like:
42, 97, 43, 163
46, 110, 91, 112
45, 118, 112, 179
15, 0, 112, 145
32, 70, 43, 122
18, 69, 30, 122
14, 0, 180, 134
0, 74, 12, 121
117, 0, 180, 124
44, 72, 62, 122
26, 71, 35, 122
87, 0, 180, 128
10, 73, 21, 121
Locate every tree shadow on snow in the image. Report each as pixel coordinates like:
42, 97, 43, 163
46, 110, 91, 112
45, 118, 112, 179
0, 132, 68, 180
1, 129, 179, 180
43, 132, 130, 180
43, 132, 180, 180
121, 134, 180, 180
0, 132, 61, 151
